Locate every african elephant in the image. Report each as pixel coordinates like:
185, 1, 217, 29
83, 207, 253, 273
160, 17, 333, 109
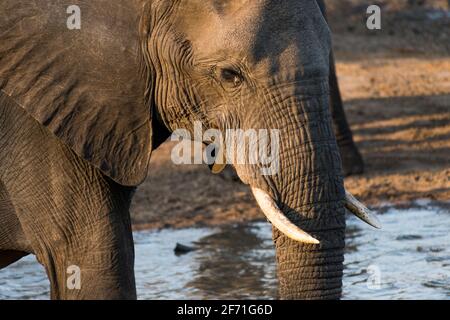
0, 0, 377, 299
218, 0, 364, 182
319, 1, 364, 177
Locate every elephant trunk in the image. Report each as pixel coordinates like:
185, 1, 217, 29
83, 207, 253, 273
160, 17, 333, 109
241, 89, 347, 299
272, 139, 346, 300
274, 227, 345, 299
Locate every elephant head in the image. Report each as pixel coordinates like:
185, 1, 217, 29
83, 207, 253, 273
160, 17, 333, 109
0, 0, 379, 299
141, 0, 380, 299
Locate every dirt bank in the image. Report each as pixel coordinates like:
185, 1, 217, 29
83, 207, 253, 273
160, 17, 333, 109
130, 0, 450, 230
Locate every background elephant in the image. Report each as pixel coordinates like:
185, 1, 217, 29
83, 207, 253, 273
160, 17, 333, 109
0, 0, 371, 299
318, 0, 364, 177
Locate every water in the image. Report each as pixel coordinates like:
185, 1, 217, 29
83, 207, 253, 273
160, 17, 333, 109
426, 9, 450, 21
1, 203, 449, 300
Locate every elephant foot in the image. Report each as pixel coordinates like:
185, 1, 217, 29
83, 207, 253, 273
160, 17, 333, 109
338, 142, 364, 177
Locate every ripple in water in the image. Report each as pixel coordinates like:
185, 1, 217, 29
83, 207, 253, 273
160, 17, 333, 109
0, 203, 449, 299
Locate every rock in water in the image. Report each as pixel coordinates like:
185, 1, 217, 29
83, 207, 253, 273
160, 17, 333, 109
174, 243, 196, 255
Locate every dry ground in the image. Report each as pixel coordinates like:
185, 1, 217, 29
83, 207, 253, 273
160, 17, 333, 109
130, 0, 450, 230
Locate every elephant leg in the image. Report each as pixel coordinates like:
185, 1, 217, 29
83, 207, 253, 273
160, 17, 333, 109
14, 169, 138, 300
316, 0, 364, 176
0, 179, 29, 272
0, 103, 137, 299
0, 179, 32, 263
13, 171, 137, 300
328, 52, 364, 176
35, 196, 137, 300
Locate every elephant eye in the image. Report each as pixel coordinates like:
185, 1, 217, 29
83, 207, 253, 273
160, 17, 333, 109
219, 68, 243, 87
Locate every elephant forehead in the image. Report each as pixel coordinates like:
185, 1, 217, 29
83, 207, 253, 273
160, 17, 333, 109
175, 0, 331, 76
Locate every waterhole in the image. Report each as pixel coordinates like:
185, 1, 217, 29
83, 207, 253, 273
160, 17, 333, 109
1, 202, 449, 299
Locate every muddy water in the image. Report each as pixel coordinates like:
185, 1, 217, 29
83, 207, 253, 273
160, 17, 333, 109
1, 202, 449, 300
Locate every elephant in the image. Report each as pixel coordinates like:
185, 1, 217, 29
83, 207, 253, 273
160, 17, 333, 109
218, 0, 364, 182
319, 0, 364, 177
0, 0, 377, 299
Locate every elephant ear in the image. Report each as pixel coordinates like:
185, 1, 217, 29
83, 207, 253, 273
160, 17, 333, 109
0, 0, 155, 186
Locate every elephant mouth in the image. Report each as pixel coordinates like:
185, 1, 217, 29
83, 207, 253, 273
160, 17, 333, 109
251, 187, 381, 244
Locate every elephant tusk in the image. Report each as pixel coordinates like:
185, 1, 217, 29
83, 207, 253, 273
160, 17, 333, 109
344, 191, 382, 229
251, 188, 320, 244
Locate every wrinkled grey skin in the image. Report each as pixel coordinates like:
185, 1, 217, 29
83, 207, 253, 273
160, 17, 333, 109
0, 0, 351, 299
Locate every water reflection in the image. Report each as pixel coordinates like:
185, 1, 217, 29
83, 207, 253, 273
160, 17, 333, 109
186, 224, 277, 299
